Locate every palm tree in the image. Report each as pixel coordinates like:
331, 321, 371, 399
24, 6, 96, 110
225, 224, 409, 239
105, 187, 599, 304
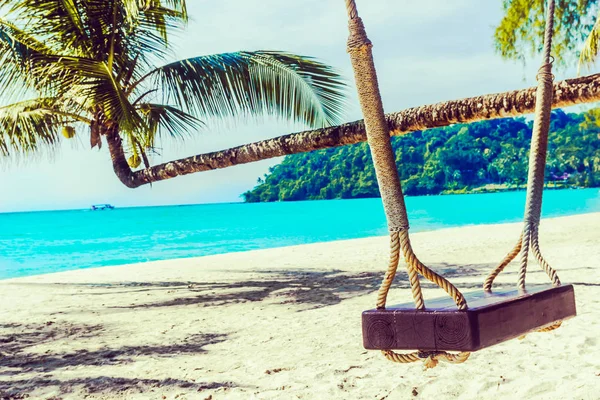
4, 1, 600, 188
0, 0, 347, 187
96, 69, 600, 187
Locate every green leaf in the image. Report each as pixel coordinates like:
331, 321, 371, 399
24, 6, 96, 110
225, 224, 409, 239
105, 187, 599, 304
0, 0, 348, 166
134, 51, 348, 128
0, 98, 67, 156
494, 0, 597, 67
136, 102, 204, 143
578, 11, 600, 73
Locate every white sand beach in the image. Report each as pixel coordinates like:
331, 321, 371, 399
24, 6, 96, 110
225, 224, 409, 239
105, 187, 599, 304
0, 213, 599, 400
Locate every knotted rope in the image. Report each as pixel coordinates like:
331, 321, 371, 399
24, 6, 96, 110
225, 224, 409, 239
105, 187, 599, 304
376, 231, 467, 311
483, 0, 563, 337
484, 0, 562, 294
344, 0, 469, 368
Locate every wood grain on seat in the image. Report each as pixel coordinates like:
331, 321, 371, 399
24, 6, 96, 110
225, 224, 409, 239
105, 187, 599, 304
362, 284, 576, 352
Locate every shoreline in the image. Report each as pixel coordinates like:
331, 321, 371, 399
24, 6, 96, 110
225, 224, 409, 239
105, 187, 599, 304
2, 186, 597, 215
244, 184, 597, 204
3, 211, 599, 283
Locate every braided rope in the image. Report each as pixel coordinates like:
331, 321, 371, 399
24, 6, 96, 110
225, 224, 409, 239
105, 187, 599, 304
518, 0, 556, 291
376, 232, 469, 366
537, 321, 562, 332
376, 231, 467, 310
518, 224, 532, 289
406, 261, 423, 309
490, 0, 561, 294
376, 231, 425, 309
382, 350, 471, 369
376, 231, 467, 312
344, 0, 469, 368
483, 233, 522, 291
345, 0, 358, 19
377, 232, 408, 307
542, 0, 556, 66
381, 350, 420, 364
531, 226, 561, 286
399, 230, 467, 310
485, 0, 564, 336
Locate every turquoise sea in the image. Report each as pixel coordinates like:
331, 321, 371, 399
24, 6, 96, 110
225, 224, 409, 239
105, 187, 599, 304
0, 189, 599, 280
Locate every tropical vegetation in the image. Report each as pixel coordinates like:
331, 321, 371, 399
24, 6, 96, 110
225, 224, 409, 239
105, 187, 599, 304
0, 0, 347, 187
243, 110, 600, 202
495, 0, 600, 70
1, 0, 600, 190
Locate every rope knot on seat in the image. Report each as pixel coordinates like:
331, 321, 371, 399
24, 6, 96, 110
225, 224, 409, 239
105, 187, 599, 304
422, 356, 439, 370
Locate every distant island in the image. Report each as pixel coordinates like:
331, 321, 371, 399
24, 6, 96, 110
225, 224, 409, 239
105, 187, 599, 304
243, 110, 599, 202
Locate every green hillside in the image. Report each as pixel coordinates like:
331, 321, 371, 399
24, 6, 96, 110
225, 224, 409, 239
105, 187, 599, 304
243, 110, 600, 202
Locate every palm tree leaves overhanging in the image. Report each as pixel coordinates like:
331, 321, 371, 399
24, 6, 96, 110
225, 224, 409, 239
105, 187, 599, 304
138, 51, 347, 128
0, 0, 348, 164
579, 10, 600, 72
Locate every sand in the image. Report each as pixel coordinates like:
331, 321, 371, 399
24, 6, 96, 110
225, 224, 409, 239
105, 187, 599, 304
0, 213, 599, 400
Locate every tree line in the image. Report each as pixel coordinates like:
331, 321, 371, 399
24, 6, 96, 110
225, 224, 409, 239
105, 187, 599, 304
243, 110, 600, 202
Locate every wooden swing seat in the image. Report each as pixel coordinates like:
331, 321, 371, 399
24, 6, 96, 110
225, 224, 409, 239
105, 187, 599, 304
362, 284, 576, 352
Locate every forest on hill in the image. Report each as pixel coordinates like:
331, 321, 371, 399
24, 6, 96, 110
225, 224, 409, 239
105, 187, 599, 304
243, 110, 600, 202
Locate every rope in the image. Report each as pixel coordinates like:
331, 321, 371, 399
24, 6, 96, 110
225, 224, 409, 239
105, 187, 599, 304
346, 0, 561, 369
483, 233, 522, 291
344, 0, 469, 368
537, 321, 562, 332
518, 0, 557, 290
487, 0, 562, 295
382, 350, 470, 369
518, 224, 532, 289
531, 225, 561, 286
376, 231, 466, 311
345, 1, 371, 51
484, 0, 564, 337
399, 230, 467, 310
376, 232, 424, 310
374, 231, 469, 367
345, 0, 358, 20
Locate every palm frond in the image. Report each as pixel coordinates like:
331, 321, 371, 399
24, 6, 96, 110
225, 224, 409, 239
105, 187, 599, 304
3, 0, 95, 57
136, 102, 203, 142
33, 55, 143, 131
2, 0, 186, 73
0, 19, 57, 98
121, 0, 187, 31
133, 51, 348, 128
0, 98, 86, 156
578, 12, 600, 74
0, 0, 350, 169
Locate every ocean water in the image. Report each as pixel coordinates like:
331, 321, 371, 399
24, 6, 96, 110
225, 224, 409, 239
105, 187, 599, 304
0, 189, 599, 280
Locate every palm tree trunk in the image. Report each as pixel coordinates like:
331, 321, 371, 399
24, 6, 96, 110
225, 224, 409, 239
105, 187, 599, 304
110, 71, 600, 188
104, 124, 141, 188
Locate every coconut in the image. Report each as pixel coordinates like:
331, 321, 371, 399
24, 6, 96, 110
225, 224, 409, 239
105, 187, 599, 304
62, 126, 76, 139
128, 154, 141, 168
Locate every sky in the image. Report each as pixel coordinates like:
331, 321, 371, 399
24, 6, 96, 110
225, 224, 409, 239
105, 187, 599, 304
0, 0, 584, 212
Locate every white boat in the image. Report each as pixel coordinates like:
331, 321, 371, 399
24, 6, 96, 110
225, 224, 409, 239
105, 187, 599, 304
90, 204, 115, 211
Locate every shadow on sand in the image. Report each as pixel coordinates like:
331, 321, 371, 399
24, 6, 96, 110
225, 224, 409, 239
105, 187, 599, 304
0, 322, 231, 398
0, 376, 235, 399
104, 263, 496, 310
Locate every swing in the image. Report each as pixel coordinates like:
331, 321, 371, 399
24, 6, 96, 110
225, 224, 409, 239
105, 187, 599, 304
343, 0, 577, 368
